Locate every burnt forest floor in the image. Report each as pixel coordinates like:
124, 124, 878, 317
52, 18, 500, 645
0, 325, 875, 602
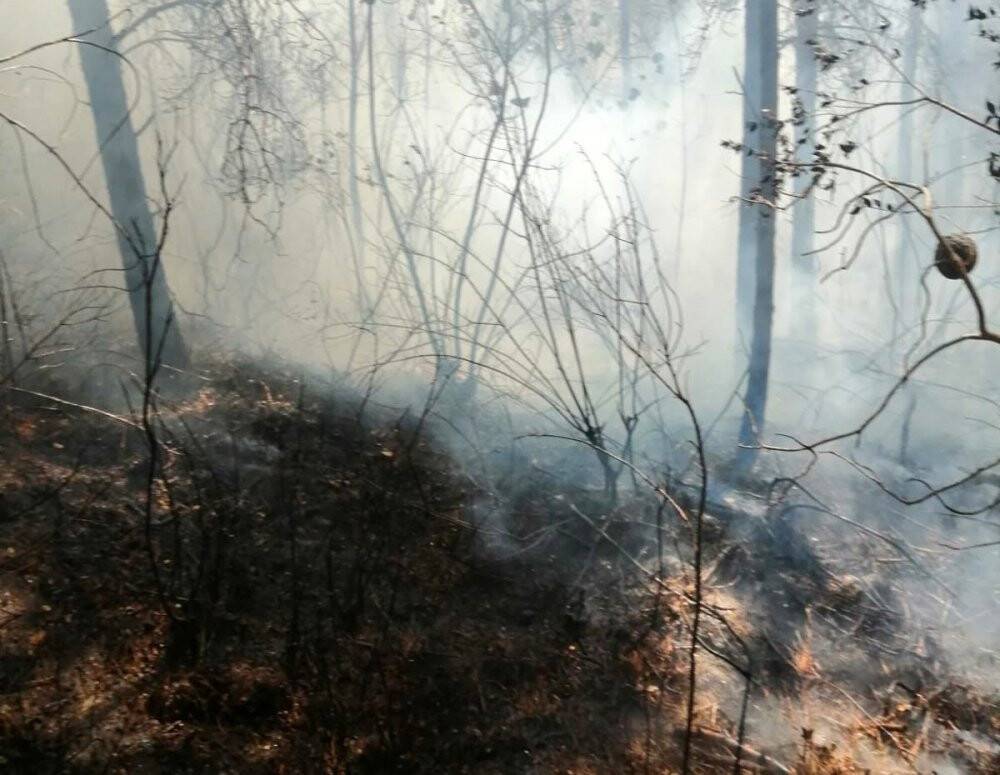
0, 356, 997, 773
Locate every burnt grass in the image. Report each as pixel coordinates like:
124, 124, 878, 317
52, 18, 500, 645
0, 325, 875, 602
0, 359, 694, 774
2, 358, 998, 773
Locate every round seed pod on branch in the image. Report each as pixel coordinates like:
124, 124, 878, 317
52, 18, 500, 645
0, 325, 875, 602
934, 234, 978, 280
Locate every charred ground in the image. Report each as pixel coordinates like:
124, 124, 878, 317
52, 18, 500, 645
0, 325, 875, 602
0, 359, 997, 773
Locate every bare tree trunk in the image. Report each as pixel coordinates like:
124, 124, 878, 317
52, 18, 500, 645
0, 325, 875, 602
365, 2, 442, 362
0, 254, 12, 377
934, 3, 968, 208
347, 0, 370, 316
68, 0, 188, 370
735, 0, 763, 338
791, 0, 818, 344
895, 5, 922, 335
736, 0, 779, 468
619, 0, 632, 100
895, 5, 922, 465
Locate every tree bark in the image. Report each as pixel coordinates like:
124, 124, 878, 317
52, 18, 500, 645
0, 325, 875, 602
347, 0, 371, 319
736, 0, 779, 467
894, 4, 922, 333
894, 4, 922, 465
68, 0, 188, 371
735, 0, 762, 337
620, 0, 632, 100
791, 0, 818, 343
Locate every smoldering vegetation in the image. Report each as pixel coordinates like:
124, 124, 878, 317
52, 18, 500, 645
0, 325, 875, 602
0, 1, 998, 773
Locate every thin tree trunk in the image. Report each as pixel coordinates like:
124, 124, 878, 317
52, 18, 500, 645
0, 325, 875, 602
735, 0, 763, 338
68, 0, 188, 370
791, 0, 818, 344
365, 3, 442, 361
620, 0, 632, 100
895, 5, 922, 464
347, 0, 370, 316
934, 3, 967, 209
895, 5, 922, 334
0, 254, 12, 377
736, 0, 779, 468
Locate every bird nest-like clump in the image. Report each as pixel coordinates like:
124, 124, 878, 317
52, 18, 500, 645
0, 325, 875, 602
934, 233, 978, 279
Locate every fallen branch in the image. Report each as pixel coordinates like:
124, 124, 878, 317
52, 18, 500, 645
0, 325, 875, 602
673, 727, 792, 775
7, 386, 141, 429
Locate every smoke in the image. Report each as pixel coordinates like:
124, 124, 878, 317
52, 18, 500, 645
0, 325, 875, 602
1, 0, 998, 766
